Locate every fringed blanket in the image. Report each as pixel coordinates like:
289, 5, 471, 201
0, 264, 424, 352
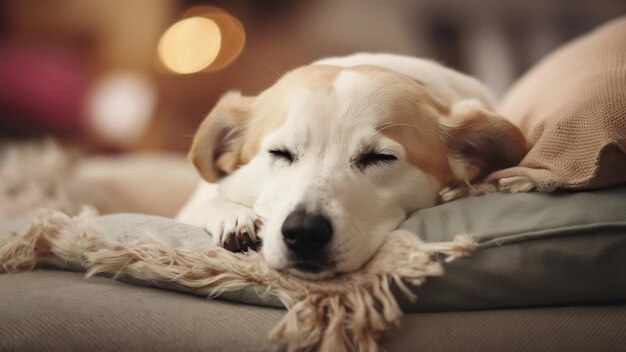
0, 208, 474, 351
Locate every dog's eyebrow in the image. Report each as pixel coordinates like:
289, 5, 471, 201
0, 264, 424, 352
354, 140, 401, 160
353, 142, 381, 158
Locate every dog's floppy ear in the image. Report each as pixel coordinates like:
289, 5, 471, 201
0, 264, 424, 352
188, 91, 254, 183
440, 100, 528, 182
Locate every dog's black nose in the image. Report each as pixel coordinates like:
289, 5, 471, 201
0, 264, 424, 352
281, 209, 332, 255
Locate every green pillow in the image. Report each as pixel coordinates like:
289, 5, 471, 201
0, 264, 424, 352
400, 186, 626, 312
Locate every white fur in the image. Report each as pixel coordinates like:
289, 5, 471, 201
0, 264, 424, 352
177, 53, 499, 278
315, 53, 496, 109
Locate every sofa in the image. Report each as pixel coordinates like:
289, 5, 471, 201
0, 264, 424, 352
2, 15, 626, 352
1, 183, 626, 351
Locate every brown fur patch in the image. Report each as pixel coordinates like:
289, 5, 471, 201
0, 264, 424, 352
351, 66, 527, 187
351, 66, 457, 185
441, 104, 529, 180
189, 66, 342, 181
240, 65, 341, 163
188, 91, 254, 182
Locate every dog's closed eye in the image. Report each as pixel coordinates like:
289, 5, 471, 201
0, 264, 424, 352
269, 148, 296, 163
354, 151, 397, 170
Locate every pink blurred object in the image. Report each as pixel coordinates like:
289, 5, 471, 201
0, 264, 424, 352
0, 39, 88, 135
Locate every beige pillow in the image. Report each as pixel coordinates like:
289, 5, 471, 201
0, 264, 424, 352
489, 16, 626, 191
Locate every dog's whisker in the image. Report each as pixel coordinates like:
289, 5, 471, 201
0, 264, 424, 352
241, 56, 284, 79
375, 123, 419, 133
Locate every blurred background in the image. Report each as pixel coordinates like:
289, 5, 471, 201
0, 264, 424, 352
1, 0, 625, 154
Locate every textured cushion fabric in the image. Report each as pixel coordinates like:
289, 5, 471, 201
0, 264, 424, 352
489, 16, 626, 191
2, 187, 625, 312
1, 271, 625, 351
0, 270, 283, 352
400, 186, 626, 312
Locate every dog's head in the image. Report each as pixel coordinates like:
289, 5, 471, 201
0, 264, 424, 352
189, 65, 526, 278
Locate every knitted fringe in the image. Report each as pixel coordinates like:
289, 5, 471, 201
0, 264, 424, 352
0, 209, 475, 351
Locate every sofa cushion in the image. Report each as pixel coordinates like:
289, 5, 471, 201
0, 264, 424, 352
2, 187, 625, 312
1, 270, 625, 352
400, 186, 626, 312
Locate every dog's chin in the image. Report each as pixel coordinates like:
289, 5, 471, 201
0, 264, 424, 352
281, 260, 338, 279
285, 266, 336, 280
279, 254, 374, 280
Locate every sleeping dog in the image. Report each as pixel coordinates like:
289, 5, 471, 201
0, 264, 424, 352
177, 53, 527, 279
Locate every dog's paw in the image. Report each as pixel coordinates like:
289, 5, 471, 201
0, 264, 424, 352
207, 206, 263, 252
439, 182, 497, 202
498, 176, 536, 193
468, 182, 497, 196
439, 186, 468, 203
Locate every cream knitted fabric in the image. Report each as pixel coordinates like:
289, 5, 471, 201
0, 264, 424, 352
489, 16, 626, 191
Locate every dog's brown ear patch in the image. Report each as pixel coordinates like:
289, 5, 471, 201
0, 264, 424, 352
189, 91, 254, 182
441, 100, 528, 182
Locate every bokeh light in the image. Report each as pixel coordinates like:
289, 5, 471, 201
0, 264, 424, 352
157, 7, 245, 74
157, 17, 222, 74
87, 72, 156, 146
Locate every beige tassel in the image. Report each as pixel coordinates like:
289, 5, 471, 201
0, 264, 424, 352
0, 211, 475, 351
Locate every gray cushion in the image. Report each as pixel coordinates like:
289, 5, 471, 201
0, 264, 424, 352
401, 186, 626, 312
3, 187, 626, 312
